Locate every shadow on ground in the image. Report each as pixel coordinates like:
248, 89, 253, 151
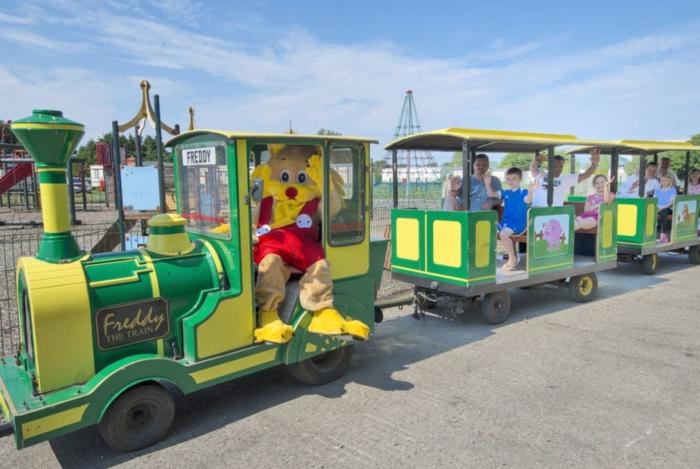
49, 252, 696, 467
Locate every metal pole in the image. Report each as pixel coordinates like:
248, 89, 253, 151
391, 149, 398, 208
112, 121, 126, 251
67, 157, 77, 226
610, 148, 619, 194
462, 140, 471, 210
22, 178, 29, 210
154, 95, 167, 213
570, 154, 576, 196
31, 165, 39, 210
638, 152, 646, 197
81, 162, 87, 210
135, 125, 143, 166
547, 146, 554, 207
684, 151, 690, 194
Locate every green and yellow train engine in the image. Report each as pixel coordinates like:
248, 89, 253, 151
0, 110, 386, 451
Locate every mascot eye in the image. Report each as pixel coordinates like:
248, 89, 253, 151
296, 171, 308, 184
280, 170, 290, 183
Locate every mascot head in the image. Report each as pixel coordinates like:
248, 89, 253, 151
254, 145, 322, 204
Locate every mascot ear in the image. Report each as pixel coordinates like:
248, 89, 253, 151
330, 169, 346, 198
251, 163, 271, 181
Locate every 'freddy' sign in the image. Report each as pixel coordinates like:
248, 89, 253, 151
95, 298, 169, 350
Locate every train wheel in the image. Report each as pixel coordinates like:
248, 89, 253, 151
98, 384, 175, 452
287, 345, 353, 385
481, 291, 511, 325
374, 307, 384, 323
688, 246, 700, 265
568, 273, 598, 303
642, 253, 658, 275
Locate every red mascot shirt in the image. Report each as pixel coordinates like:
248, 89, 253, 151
253, 196, 325, 271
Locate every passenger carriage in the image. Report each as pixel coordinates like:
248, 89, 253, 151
569, 140, 700, 274
386, 128, 618, 324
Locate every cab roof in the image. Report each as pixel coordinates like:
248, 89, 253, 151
166, 129, 378, 147
568, 139, 700, 155
384, 127, 609, 153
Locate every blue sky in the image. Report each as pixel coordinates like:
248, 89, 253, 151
1, 0, 699, 161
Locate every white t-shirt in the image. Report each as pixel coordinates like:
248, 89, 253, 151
617, 175, 660, 198
531, 173, 579, 207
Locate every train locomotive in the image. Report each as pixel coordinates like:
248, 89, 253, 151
0, 110, 387, 451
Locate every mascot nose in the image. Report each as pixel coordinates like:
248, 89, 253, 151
285, 187, 298, 199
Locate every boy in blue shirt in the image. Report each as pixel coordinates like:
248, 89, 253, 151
499, 167, 536, 271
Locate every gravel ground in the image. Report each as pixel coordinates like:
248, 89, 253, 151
0, 253, 699, 468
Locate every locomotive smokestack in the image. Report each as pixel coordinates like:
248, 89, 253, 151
11, 110, 85, 262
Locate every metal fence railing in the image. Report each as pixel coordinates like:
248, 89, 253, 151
0, 222, 145, 357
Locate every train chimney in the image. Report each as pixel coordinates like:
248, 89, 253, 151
11, 110, 85, 263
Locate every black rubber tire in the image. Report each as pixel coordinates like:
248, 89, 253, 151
374, 307, 384, 323
642, 253, 658, 275
688, 245, 700, 265
98, 384, 175, 452
568, 273, 598, 303
287, 345, 353, 385
481, 291, 511, 325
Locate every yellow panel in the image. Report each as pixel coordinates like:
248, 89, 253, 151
617, 204, 638, 237
39, 183, 69, 233
396, 218, 420, 261
196, 298, 254, 359
21, 404, 88, 439
18, 257, 94, 393
474, 221, 491, 268
189, 349, 278, 384
645, 204, 656, 236
432, 220, 461, 267
602, 210, 613, 248
305, 343, 318, 353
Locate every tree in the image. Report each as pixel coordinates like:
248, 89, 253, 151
317, 128, 342, 136
498, 153, 535, 170
73, 131, 169, 165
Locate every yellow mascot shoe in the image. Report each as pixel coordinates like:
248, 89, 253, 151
342, 319, 370, 341
308, 308, 345, 335
254, 310, 293, 344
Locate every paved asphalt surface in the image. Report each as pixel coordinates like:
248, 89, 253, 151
1, 253, 699, 468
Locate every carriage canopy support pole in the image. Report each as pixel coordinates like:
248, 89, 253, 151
570, 153, 576, 195
684, 151, 690, 194
638, 152, 646, 198
462, 140, 471, 210
391, 149, 398, 209
547, 145, 554, 207
154, 94, 166, 213
111, 121, 126, 251
610, 148, 619, 194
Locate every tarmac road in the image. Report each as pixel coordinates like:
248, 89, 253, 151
1, 253, 700, 468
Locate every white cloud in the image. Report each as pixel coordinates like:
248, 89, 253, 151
0, 12, 36, 25
0, 1, 698, 159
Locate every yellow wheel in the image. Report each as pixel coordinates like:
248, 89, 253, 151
568, 273, 598, 303
642, 253, 658, 275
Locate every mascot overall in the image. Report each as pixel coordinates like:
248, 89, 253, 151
251, 144, 370, 344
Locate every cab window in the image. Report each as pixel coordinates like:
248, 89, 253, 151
329, 144, 365, 246
177, 142, 230, 238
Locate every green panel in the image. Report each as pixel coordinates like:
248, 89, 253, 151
425, 210, 469, 281
596, 203, 618, 262
391, 209, 425, 274
567, 195, 586, 203
527, 206, 575, 274
671, 195, 700, 242
616, 197, 657, 247
467, 210, 497, 285
369, 239, 389, 297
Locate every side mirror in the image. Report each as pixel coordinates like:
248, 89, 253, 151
251, 178, 264, 202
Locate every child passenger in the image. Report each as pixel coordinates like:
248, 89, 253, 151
688, 168, 700, 195
499, 167, 535, 271
574, 175, 615, 231
656, 174, 677, 243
